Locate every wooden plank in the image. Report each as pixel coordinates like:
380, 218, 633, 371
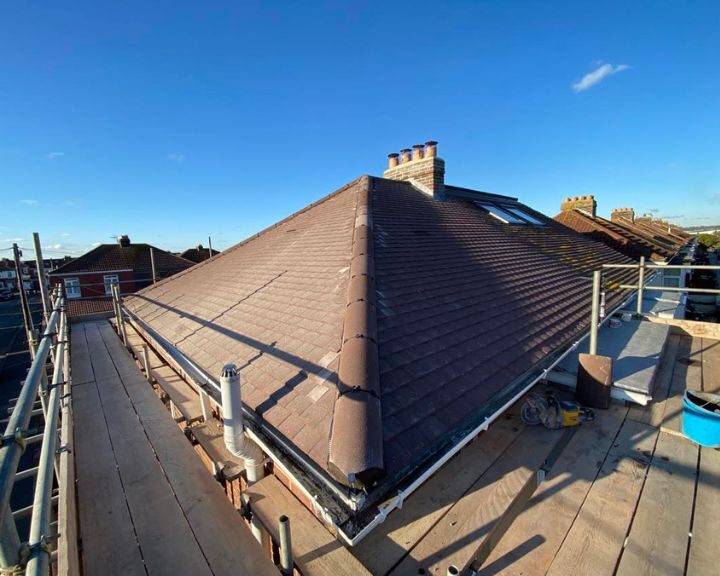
660, 336, 692, 435
191, 420, 245, 480
687, 446, 720, 576
477, 401, 630, 575
69, 323, 95, 385
84, 323, 214, 576
72, 374, 146, 575
627, 334, 680, 427
616, 432, 698, 576
116, 321, 204, 423
391, 426, 564, 575
57, 391, 80, 576
701, 338, 720, 393
247, 474, 371, 576
686, 336, 704, 390
546, 419, 658, 576
353, 410, 526, 575
96, 322, 277, 576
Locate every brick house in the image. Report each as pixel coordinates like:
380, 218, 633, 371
49, 235, 193, 317
554, 197, 687, 263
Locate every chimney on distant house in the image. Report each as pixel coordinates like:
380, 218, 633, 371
611, 208, 635, 224
560, 195, 597, 218
384, 140, 445, 196
118, 235, 131, 247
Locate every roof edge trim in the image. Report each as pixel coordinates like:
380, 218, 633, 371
328, 175, 384, 488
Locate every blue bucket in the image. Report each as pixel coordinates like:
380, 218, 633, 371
682, 390, 720, 447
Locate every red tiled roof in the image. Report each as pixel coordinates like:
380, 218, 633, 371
180, 246, 220, 263
554, 210, 677, 261
50, 243, 193, 277
65, 297, 115, 318
125, 176, 637, 503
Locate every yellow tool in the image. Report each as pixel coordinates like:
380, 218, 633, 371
521, 392, 594, 430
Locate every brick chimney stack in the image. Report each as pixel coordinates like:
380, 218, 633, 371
384, 140, 445, 196
118, 235, 131, 247
560, 195, 597, 218
611, 207, 635, 224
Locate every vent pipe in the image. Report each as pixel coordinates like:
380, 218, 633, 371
219, 364, 265, 484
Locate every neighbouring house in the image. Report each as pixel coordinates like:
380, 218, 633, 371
180, 244, 220, 263
124, 142, 638, 540
0, 257, 72, 293
554, 197, 688, 263
0, 259, 17, 292
49, 235, 193, 318
26, 257, 74, 292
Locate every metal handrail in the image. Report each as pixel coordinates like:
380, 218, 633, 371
0, 291, 75, 575
589, 259, 720, 354
26, 309, 67, 575
602, 263, 720, 270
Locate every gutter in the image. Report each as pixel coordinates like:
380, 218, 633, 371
334, 286, 638, 546
123, 308, 362, 513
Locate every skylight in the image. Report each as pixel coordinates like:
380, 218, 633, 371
474, 201, 545, 226
503, 206, 545, 225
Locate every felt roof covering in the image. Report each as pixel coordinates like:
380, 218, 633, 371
125, 175, 637, 498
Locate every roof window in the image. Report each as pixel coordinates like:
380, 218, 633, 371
474, 202, 545, 226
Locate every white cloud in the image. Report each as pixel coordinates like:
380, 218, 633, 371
47, 152, 65, 159
572, 63, 629, 93
2, 237, 24, 243
44, 243, 64, 250
91, 242, 101, 247
168, 152, 186, 163
61, 233, 71, 237
21, 199, 39, 205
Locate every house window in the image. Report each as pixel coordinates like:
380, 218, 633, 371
64, 278, 81, 299
104, 274, 119, 295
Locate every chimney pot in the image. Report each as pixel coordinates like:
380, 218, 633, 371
383, 140, 444, 196
118, 235, 130, 247
424, 141, 438, 158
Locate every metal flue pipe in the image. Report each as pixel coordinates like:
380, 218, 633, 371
219, 364, 264, 484
279, 515, 293, 576
589, 270, 601, 355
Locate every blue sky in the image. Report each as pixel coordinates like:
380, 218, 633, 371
1, 1, 718, 259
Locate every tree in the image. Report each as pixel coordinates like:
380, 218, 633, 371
697, 232, 720, 250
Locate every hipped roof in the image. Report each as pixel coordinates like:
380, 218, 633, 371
125, 176, 636, 497
50, 243, 193, 276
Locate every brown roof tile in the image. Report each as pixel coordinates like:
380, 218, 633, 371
126, 174, 638, 506
554, 209, 678, 261
51, 242, 193, 277
180, 245, 220, 263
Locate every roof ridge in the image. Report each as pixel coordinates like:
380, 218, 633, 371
327, 175, 384, 488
